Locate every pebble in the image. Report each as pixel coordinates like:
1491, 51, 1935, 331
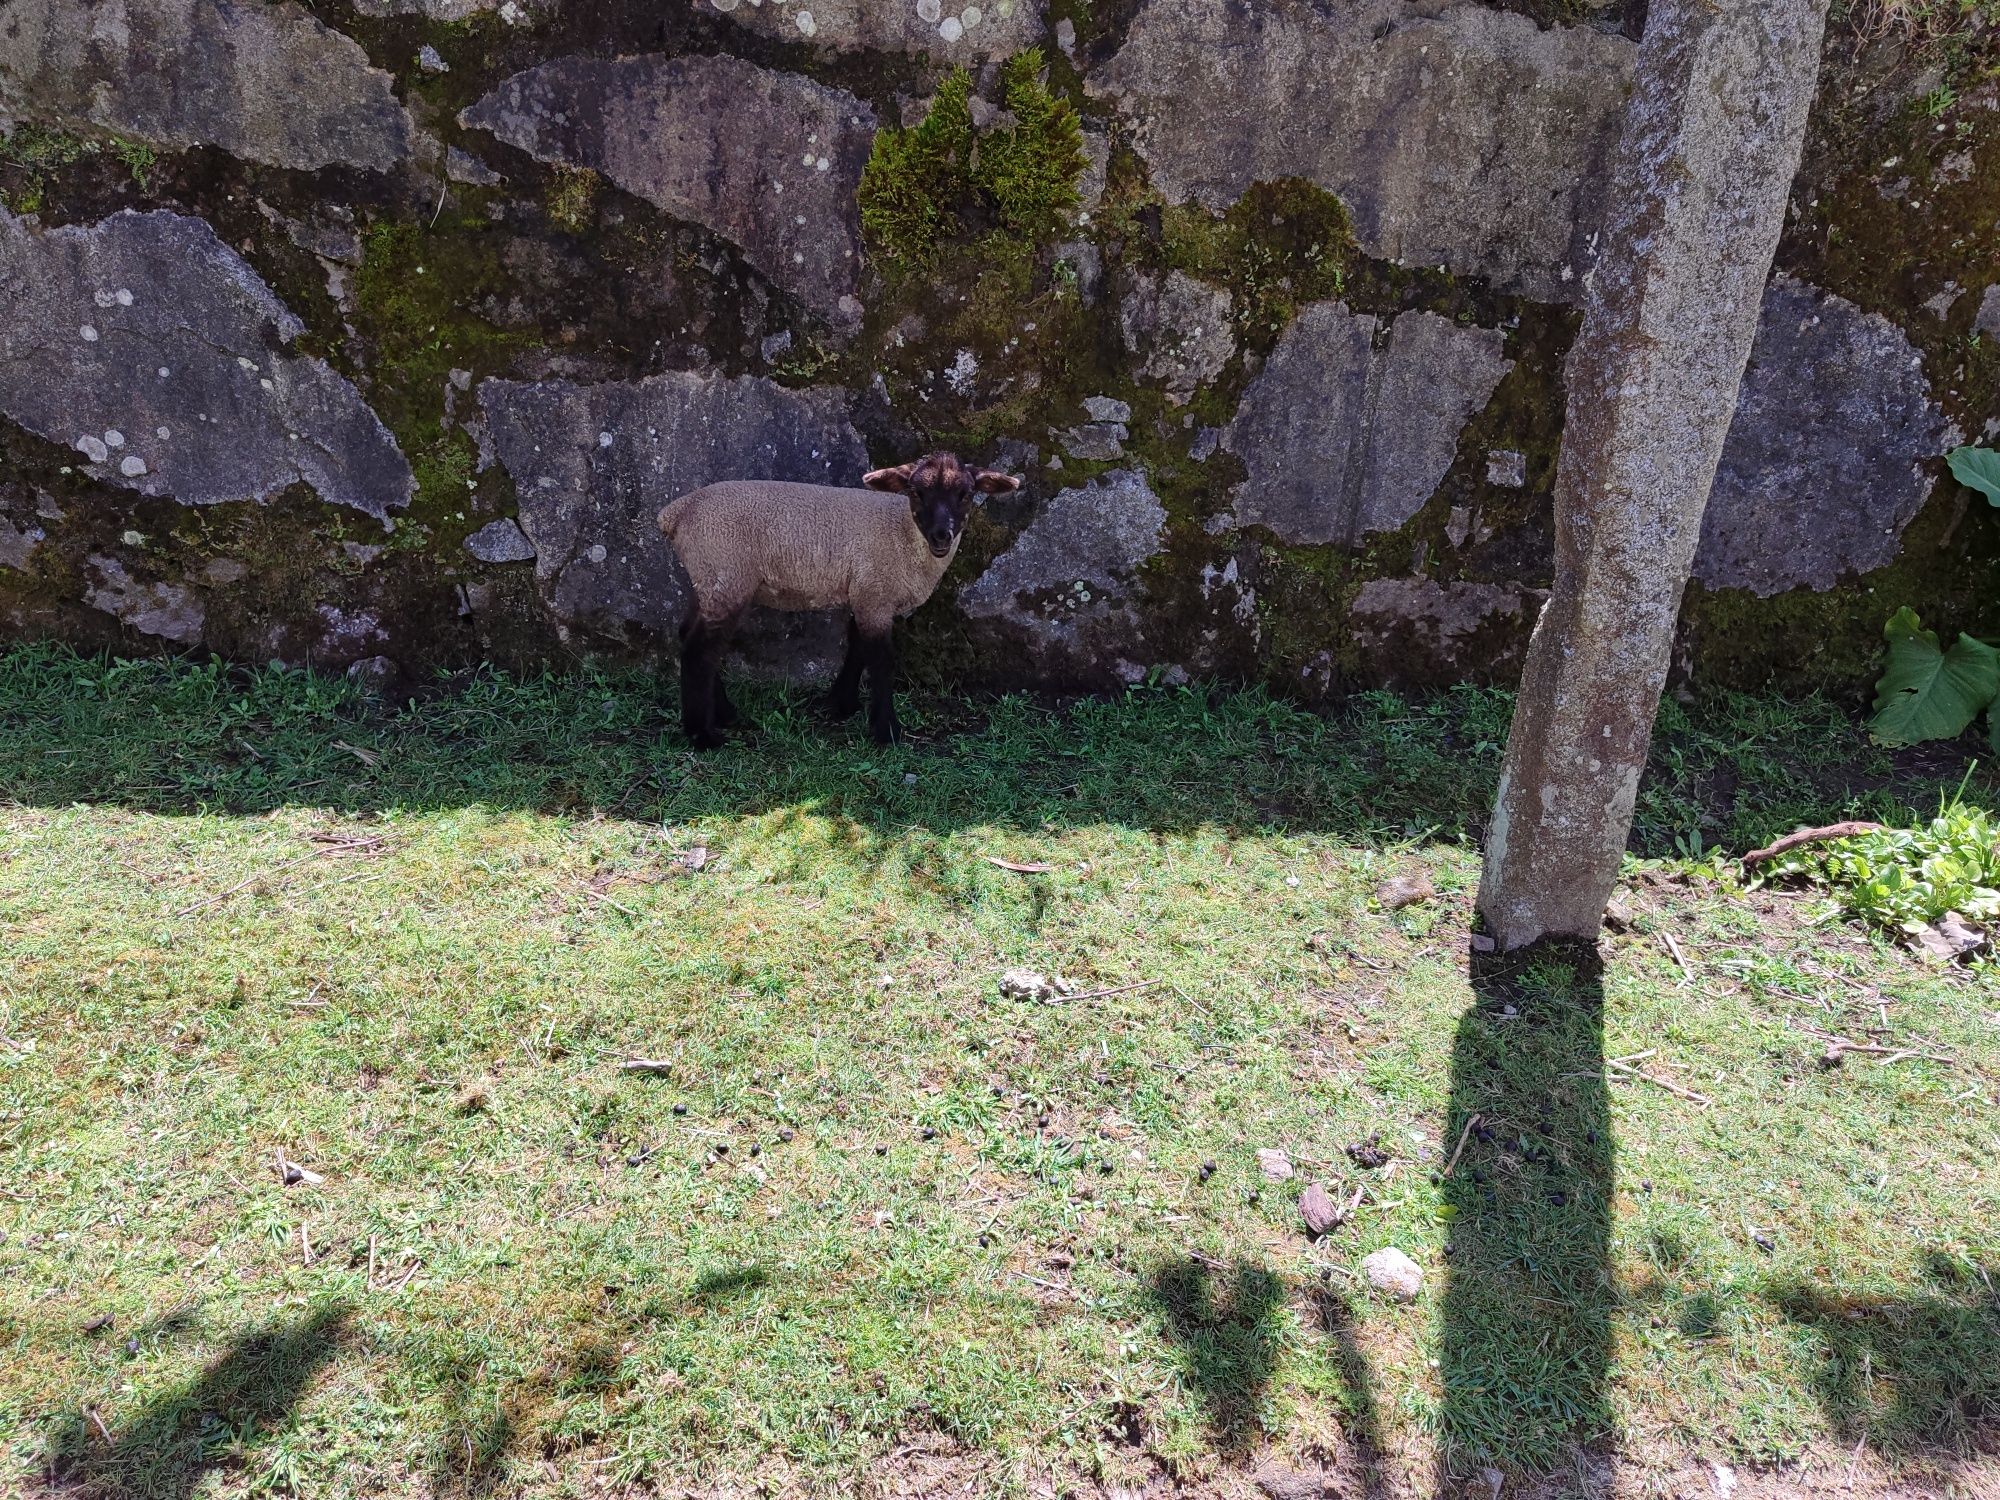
1362, 1246, 1424, 1301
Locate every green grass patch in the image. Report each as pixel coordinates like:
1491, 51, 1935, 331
1, 648, 1996, 1495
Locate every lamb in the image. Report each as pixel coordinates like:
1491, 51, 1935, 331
659, 451, 1021, 748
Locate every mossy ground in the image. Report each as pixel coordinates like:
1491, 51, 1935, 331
3, 650, 1999, 1497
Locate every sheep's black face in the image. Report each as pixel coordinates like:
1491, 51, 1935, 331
864, 452, 1022, 559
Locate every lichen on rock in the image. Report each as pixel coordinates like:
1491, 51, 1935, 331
1121, 269, 1235, 405
1695, 276, 1960, 598
0, 209, 415, 519
701, 0, 1043, 57
82, 554, 203, 643
1093, 0, 1633, 301
0, 0, 415, 172
462, 54, 875, 329
1222, 301, 1513, 546
478, 370, 867, 644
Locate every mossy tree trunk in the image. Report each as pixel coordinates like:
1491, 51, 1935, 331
1476, 0, 1832, 952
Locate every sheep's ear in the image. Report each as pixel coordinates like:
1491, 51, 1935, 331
972, 470, 1022, 495
863, 464, 914, 494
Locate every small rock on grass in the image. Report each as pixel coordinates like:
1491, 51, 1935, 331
1604, 887, 1635, 932
1256, 1147, 1295, 1181
998, 968, 1078, 1003
1375, 871, 1435, 911
1299, 1182, 1342, 1236
1362, 1246, 1423, 1301
1915, 911, 1985, 962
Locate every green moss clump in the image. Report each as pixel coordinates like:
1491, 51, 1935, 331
982, 50, 1088, 238
859, 68, 975, 270
546, 165, 600, 234
349, 219, 529, 521
858, 50, 1084, 273
1157, 179, 1356, 345
0, 123, 96, 213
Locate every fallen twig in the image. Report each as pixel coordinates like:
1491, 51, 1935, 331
578, 883, 640, 918
1742, 822, 1886, 869
1441, 1113, 1481, 1178
1056, 979, 1162, 1005
984, 856, 1054, 874
1606, 1057, 1711, 1107
620, 1059, 674, 1076
1660, 931, 1693, 981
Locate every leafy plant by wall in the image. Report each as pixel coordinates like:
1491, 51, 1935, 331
1868, 445, 2000, 746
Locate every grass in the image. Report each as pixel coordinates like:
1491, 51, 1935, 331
1, 646, 1996, 1497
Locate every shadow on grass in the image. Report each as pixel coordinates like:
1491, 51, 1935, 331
0, 646, 1988, 856
47, 1300, 349, 1499
1148, 1257, 1286, 1454
1435, 943, 1613, 1489
1147, 1257, 1386, 1486
1773, 1268, 2000, 1455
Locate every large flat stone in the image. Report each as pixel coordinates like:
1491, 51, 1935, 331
701, 0, 1042, 57
1696, 277, 1958, 597
0, 0, 415, 172
1222, 301, 1512, 545
1091, 0, 1633, 302
478, 370, 867, 643
0, 209, 414, 519
959, 468, 1167, 662
463, 54, 874, 328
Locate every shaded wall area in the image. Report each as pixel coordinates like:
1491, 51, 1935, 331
1, 0, 1996, 698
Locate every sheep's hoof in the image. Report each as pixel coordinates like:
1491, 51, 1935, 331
868, 720, 902, 747
825, 691, 860, 721
685, 727, 728, 751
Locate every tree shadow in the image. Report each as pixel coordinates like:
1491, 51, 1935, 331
1146, 1256, 1386, 1483
1147, 1257, 1288, 1454
1307, 1283, 1391, 1496
1435, 943, 1613, 1490
46, 1299, 350, 1499
1771, 1264, 2000, 1456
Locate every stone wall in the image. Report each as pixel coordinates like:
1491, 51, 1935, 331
1, 0, 1995, 697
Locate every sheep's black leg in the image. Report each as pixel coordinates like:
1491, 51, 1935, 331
713, 677, 743, 730
863, 629, 900, 745
679, 616, 725, 751
827, 618, 864, 720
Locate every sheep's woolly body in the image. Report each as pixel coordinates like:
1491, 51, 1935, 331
660, 480, 958, 634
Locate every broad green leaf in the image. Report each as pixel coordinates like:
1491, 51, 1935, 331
1868, 606, 2000, 745
1948, 445, 2000, 507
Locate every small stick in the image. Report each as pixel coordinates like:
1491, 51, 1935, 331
984, 856, 1054, 874
579, 884, 640, 918
1609, 1049, 1659, 1067
367, 1235, 377, 1291
299, 1225, 313, 1266
88, 1408, 112, 1444
620, 1059, 674, 1076
1059, 980, 1162, 1005
1440, 1112, 1488, 1184
175, 853, 318, 916
1660, 932, 1693, 981
1742, 822, 1886, 869
1606, 1057, 1712, 1106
